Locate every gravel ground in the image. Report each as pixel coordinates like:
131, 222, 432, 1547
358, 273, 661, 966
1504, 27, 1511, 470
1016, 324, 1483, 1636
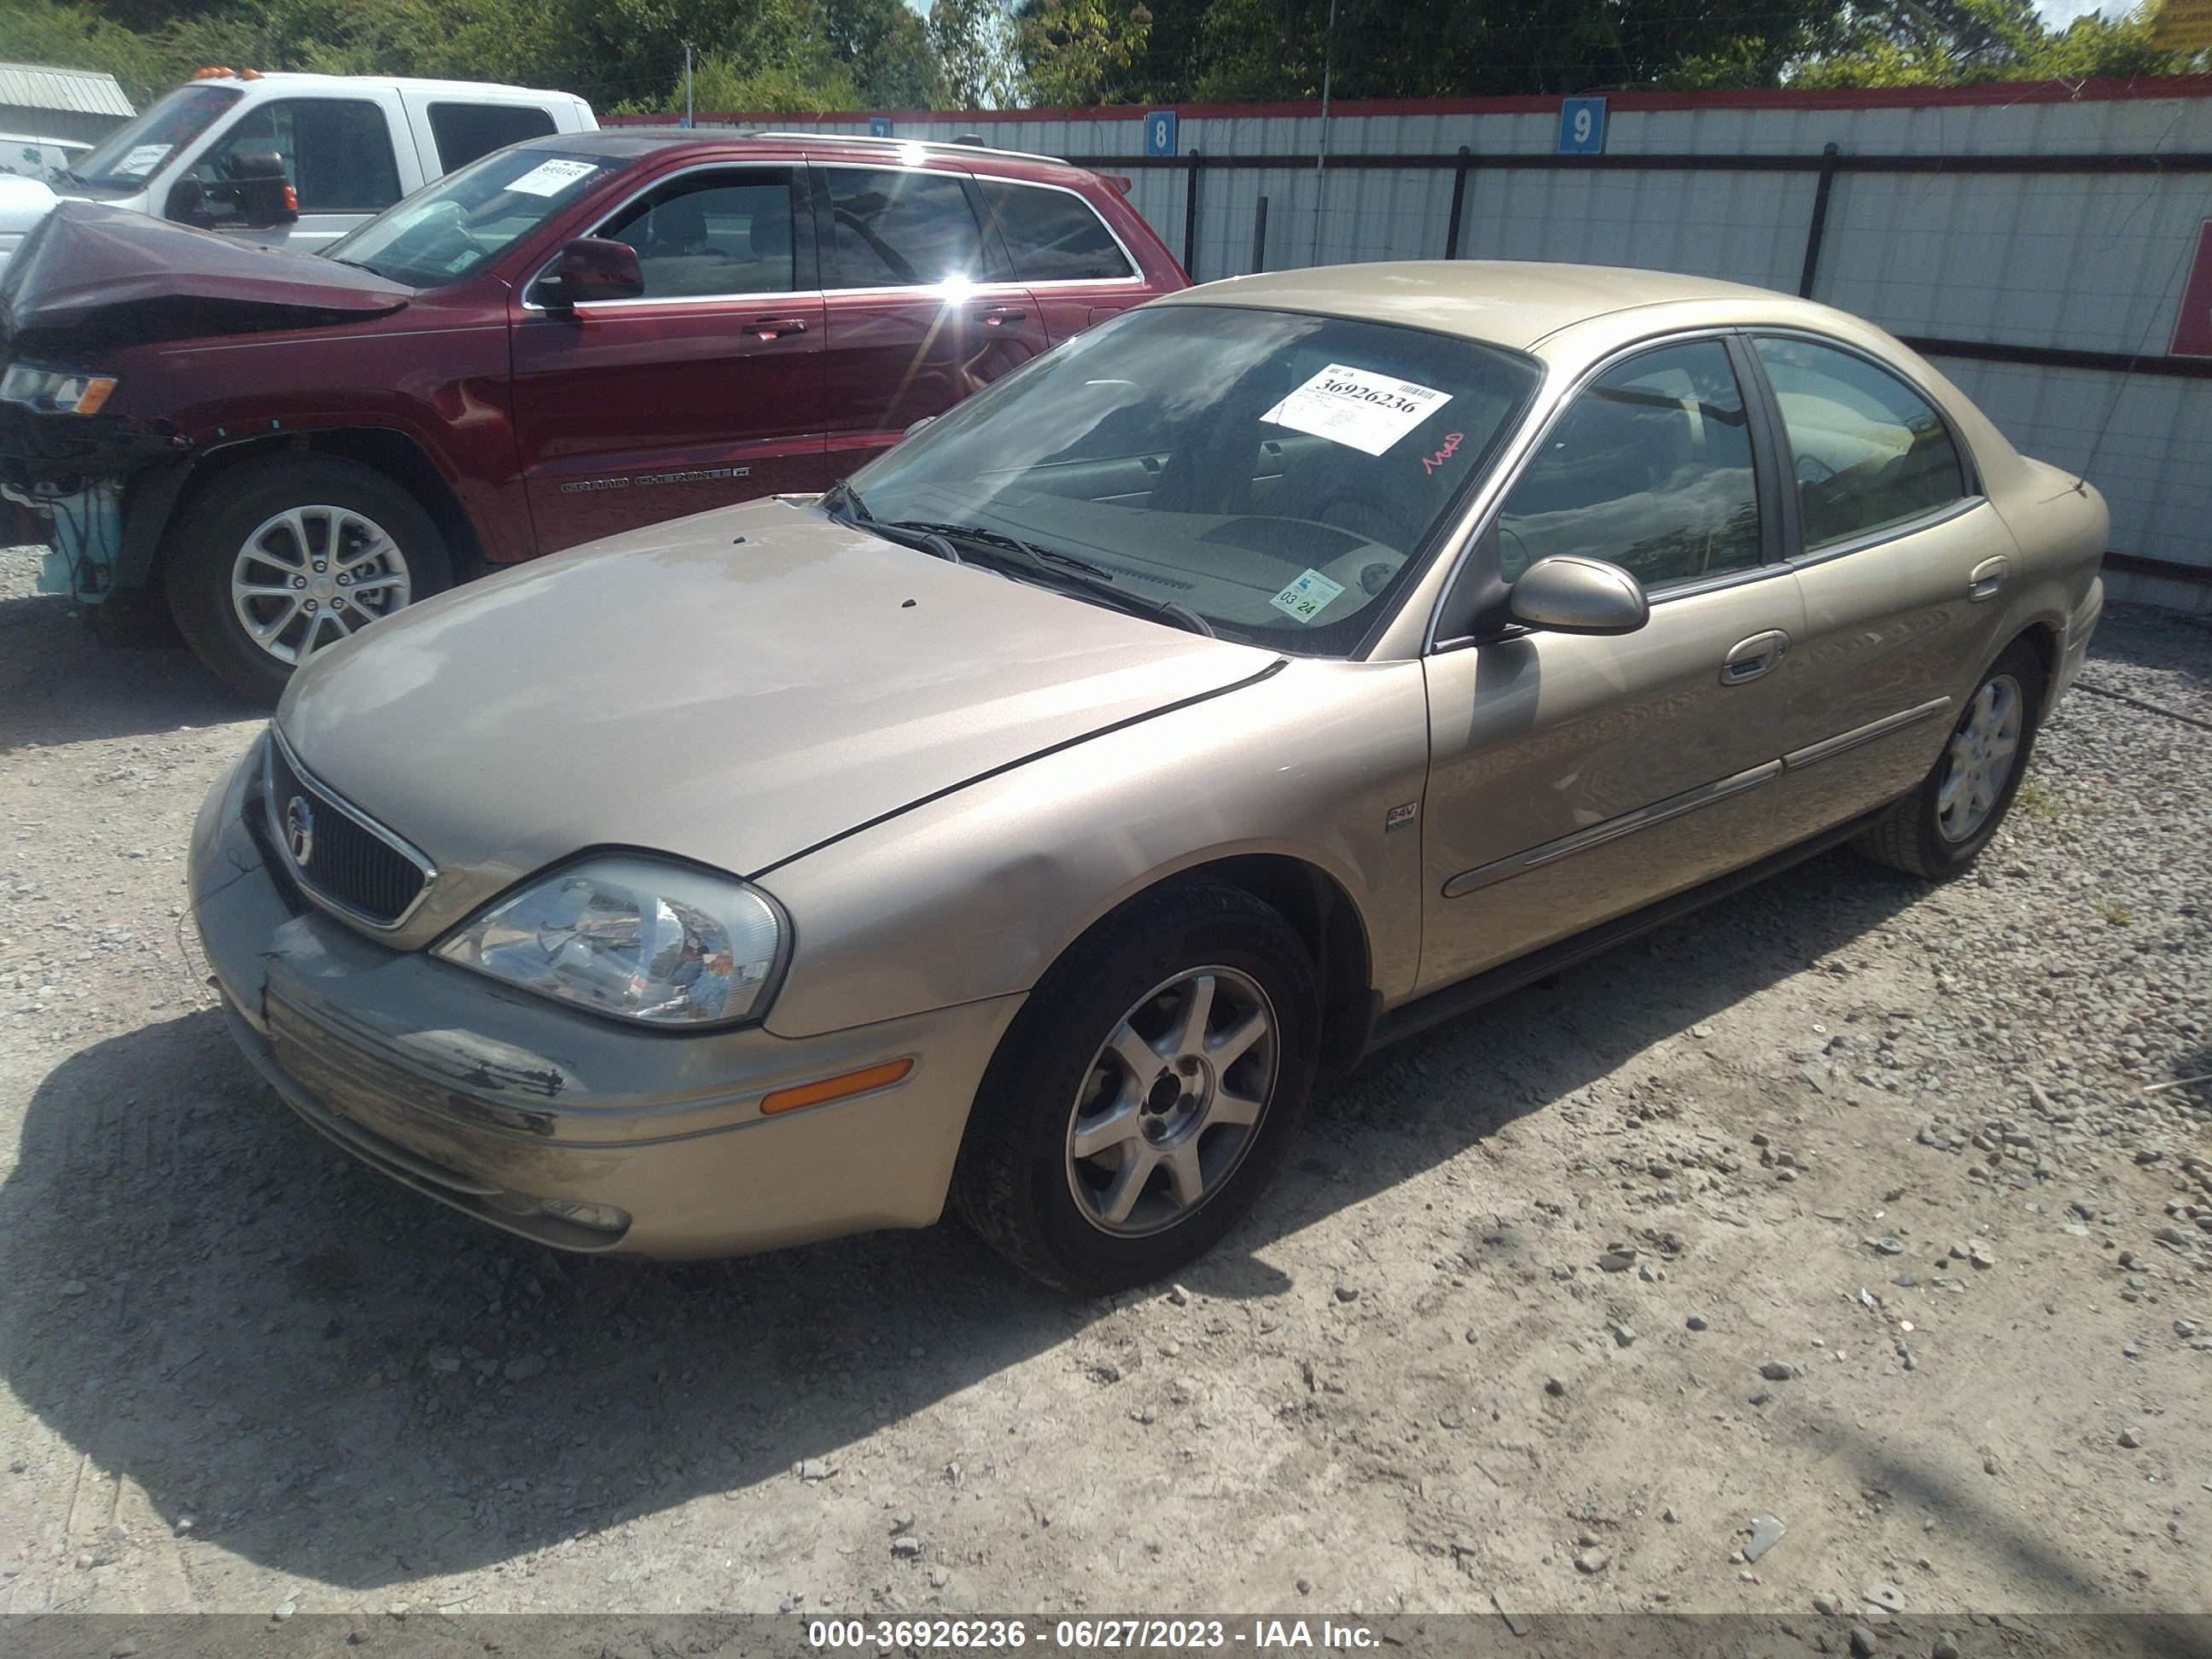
0, 544, 2207, 1638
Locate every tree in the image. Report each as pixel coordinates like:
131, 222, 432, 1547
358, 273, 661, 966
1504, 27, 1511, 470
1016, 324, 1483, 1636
819, 0, 946, 108
1786, 0, 2197, 87
680, 51, 863, 114
929, 0, 1025, 108
1016, 0, 1153, 105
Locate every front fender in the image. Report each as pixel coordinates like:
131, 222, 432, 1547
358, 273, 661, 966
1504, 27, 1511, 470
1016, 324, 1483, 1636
758, 657, 1432, 1039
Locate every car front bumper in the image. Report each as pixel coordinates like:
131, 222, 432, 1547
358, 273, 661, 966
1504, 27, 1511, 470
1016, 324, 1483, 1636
189, 742, 1024, 1258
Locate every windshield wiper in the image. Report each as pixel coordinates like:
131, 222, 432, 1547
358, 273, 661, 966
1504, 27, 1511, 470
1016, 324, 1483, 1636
822, 483, 962, 565
883, 520, 1216, 638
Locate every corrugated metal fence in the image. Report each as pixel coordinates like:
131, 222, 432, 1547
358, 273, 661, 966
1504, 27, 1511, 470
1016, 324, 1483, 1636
624, 79, 2212, 612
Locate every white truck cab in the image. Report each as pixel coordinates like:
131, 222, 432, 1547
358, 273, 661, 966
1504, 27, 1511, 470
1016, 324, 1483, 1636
0, 70, 594, 275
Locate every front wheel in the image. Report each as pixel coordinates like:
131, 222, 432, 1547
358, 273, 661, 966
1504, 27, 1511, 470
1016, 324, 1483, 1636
166, 453, 451, 700
952, 883, 1319, 1293
1856, 638, 2043, 878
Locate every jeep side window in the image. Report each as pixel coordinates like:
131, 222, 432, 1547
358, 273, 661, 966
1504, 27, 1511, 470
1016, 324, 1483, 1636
822, 167, 987, 289
977, 181, 1134, 282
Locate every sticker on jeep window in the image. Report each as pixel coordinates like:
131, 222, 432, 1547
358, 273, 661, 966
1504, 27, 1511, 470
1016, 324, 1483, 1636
114, 143, 172, 177
1260, 364, 1452, 457
505, 158, 599, 197
1269, 567, 1347, 625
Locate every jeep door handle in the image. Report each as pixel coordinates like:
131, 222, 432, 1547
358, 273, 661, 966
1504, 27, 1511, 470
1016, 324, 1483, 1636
743, 316, 807, 340
978, 306, 1027, 326
1720, 630, 1790, 685
1968, 555, 2009, 602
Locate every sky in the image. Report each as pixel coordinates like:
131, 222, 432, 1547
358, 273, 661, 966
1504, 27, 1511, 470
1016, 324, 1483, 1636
2034, 0, 2117, 20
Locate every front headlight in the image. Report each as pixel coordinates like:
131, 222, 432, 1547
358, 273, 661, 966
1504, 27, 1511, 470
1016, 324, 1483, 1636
0, 363, 119, 416
434, 855, 785, 1027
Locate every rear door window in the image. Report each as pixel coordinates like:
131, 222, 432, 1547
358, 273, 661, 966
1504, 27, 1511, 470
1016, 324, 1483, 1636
194, 98, 402, 213
820, 166, 987, 288
977, 180, 1133, 282
428, 102, 558, 172
1753, 335, 1969, 550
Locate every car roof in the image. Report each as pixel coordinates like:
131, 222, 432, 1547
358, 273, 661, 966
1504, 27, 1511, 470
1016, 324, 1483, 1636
529, 126, 1093, 182
1161, 260, 1840, 356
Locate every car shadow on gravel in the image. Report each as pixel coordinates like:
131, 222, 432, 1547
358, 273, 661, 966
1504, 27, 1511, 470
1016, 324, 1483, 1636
0, 839, 1956, 1591
0, 591, 259, 754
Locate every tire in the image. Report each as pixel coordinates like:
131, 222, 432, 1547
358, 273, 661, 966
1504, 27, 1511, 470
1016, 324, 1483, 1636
1856, 637, 2044, 879
952, 883, 1320, 1294
166, 453, 452, 701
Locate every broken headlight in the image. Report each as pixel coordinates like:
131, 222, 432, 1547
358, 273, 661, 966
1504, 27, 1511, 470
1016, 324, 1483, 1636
435, 855, 786, 1027
0, 364, 119, 416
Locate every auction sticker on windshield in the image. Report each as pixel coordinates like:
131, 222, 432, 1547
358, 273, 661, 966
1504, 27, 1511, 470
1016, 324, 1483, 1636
1269, 568, 1347, 624
1261, 364, 1452, 457
114, 144, 172, 177
506, 158, 600, 197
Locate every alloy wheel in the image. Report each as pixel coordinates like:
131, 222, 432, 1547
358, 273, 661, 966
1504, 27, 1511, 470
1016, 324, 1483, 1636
1936, 673, 2023, 843
230, 504, 412, 667
1064, 966, 1278, 1237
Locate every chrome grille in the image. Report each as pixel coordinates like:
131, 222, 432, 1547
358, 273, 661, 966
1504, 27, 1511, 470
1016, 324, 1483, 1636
264, 734, 434, 928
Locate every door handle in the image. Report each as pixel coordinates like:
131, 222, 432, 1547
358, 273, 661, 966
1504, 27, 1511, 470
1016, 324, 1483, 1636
1720, 629, 1790, 685
1968, 555, 2009, 602
743, 316, 807, 340
978, 306, 1027, 326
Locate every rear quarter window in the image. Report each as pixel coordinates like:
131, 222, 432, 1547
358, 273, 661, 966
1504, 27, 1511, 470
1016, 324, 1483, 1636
979, 180, 1135, 282
429, 103, 560, 172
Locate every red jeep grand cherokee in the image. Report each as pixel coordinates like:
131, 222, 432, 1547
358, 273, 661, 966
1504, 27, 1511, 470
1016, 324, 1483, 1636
0, 129, 1185, 696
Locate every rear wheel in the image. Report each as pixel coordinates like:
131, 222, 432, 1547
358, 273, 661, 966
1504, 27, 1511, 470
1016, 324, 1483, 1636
167, 454, 451, 700
953, 883, 1318, 1293
1857, 638, 2043, 879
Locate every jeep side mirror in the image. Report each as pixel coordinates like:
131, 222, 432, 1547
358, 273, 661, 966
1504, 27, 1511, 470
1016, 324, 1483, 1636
541, 237, 645, 310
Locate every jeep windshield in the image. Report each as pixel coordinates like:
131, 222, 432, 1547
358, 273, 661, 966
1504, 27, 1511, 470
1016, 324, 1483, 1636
67, 84, 242, 195
324, 146, 621, 288
840, 304, 1542, 655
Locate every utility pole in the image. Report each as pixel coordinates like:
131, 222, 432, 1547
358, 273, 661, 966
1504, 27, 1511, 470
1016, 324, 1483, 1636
684, 43, 694, 128
1311, 0, 1336, 267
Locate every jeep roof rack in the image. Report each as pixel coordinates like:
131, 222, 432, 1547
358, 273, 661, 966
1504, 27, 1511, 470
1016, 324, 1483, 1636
746, 131, 1066, 166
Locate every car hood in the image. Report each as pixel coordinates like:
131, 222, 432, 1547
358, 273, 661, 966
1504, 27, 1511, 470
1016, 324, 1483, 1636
278, 498, 1280, 944
0, 200, 411, 352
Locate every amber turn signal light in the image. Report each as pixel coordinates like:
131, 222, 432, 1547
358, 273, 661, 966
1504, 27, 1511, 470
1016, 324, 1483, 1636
760, 1058, 914, 1115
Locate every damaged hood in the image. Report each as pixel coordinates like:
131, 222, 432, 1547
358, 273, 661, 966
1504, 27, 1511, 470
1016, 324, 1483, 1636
0, 201, 411, 351
278, 498, 1279, 945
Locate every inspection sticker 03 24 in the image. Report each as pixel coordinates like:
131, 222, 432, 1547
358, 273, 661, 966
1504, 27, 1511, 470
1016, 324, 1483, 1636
1269, 567, 1347, 625
1260, 364, 1452, 457
505, 158, 600, 197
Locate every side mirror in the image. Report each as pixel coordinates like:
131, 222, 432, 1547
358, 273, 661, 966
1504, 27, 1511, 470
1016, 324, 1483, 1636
542, 237, 645, 309
1508, 555, 1650, 636
223, 148, 297, 226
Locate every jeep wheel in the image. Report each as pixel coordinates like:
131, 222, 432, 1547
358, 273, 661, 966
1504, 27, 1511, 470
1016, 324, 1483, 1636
168, 454, 451, 700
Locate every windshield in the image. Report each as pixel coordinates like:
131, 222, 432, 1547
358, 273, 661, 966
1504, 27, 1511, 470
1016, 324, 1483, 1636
323, 146, 622, 288
844, 305, 1541, 653
68, 84, 242, 194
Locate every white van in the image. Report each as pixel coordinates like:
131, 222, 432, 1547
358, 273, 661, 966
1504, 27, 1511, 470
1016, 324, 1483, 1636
0, 70, 594, 275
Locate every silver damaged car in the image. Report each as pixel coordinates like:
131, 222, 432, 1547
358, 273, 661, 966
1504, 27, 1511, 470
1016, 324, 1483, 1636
189, 261, 2107, 1290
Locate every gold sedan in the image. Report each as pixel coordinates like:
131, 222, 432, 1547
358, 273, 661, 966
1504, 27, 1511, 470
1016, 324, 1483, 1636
190, 262, 2106, 1291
